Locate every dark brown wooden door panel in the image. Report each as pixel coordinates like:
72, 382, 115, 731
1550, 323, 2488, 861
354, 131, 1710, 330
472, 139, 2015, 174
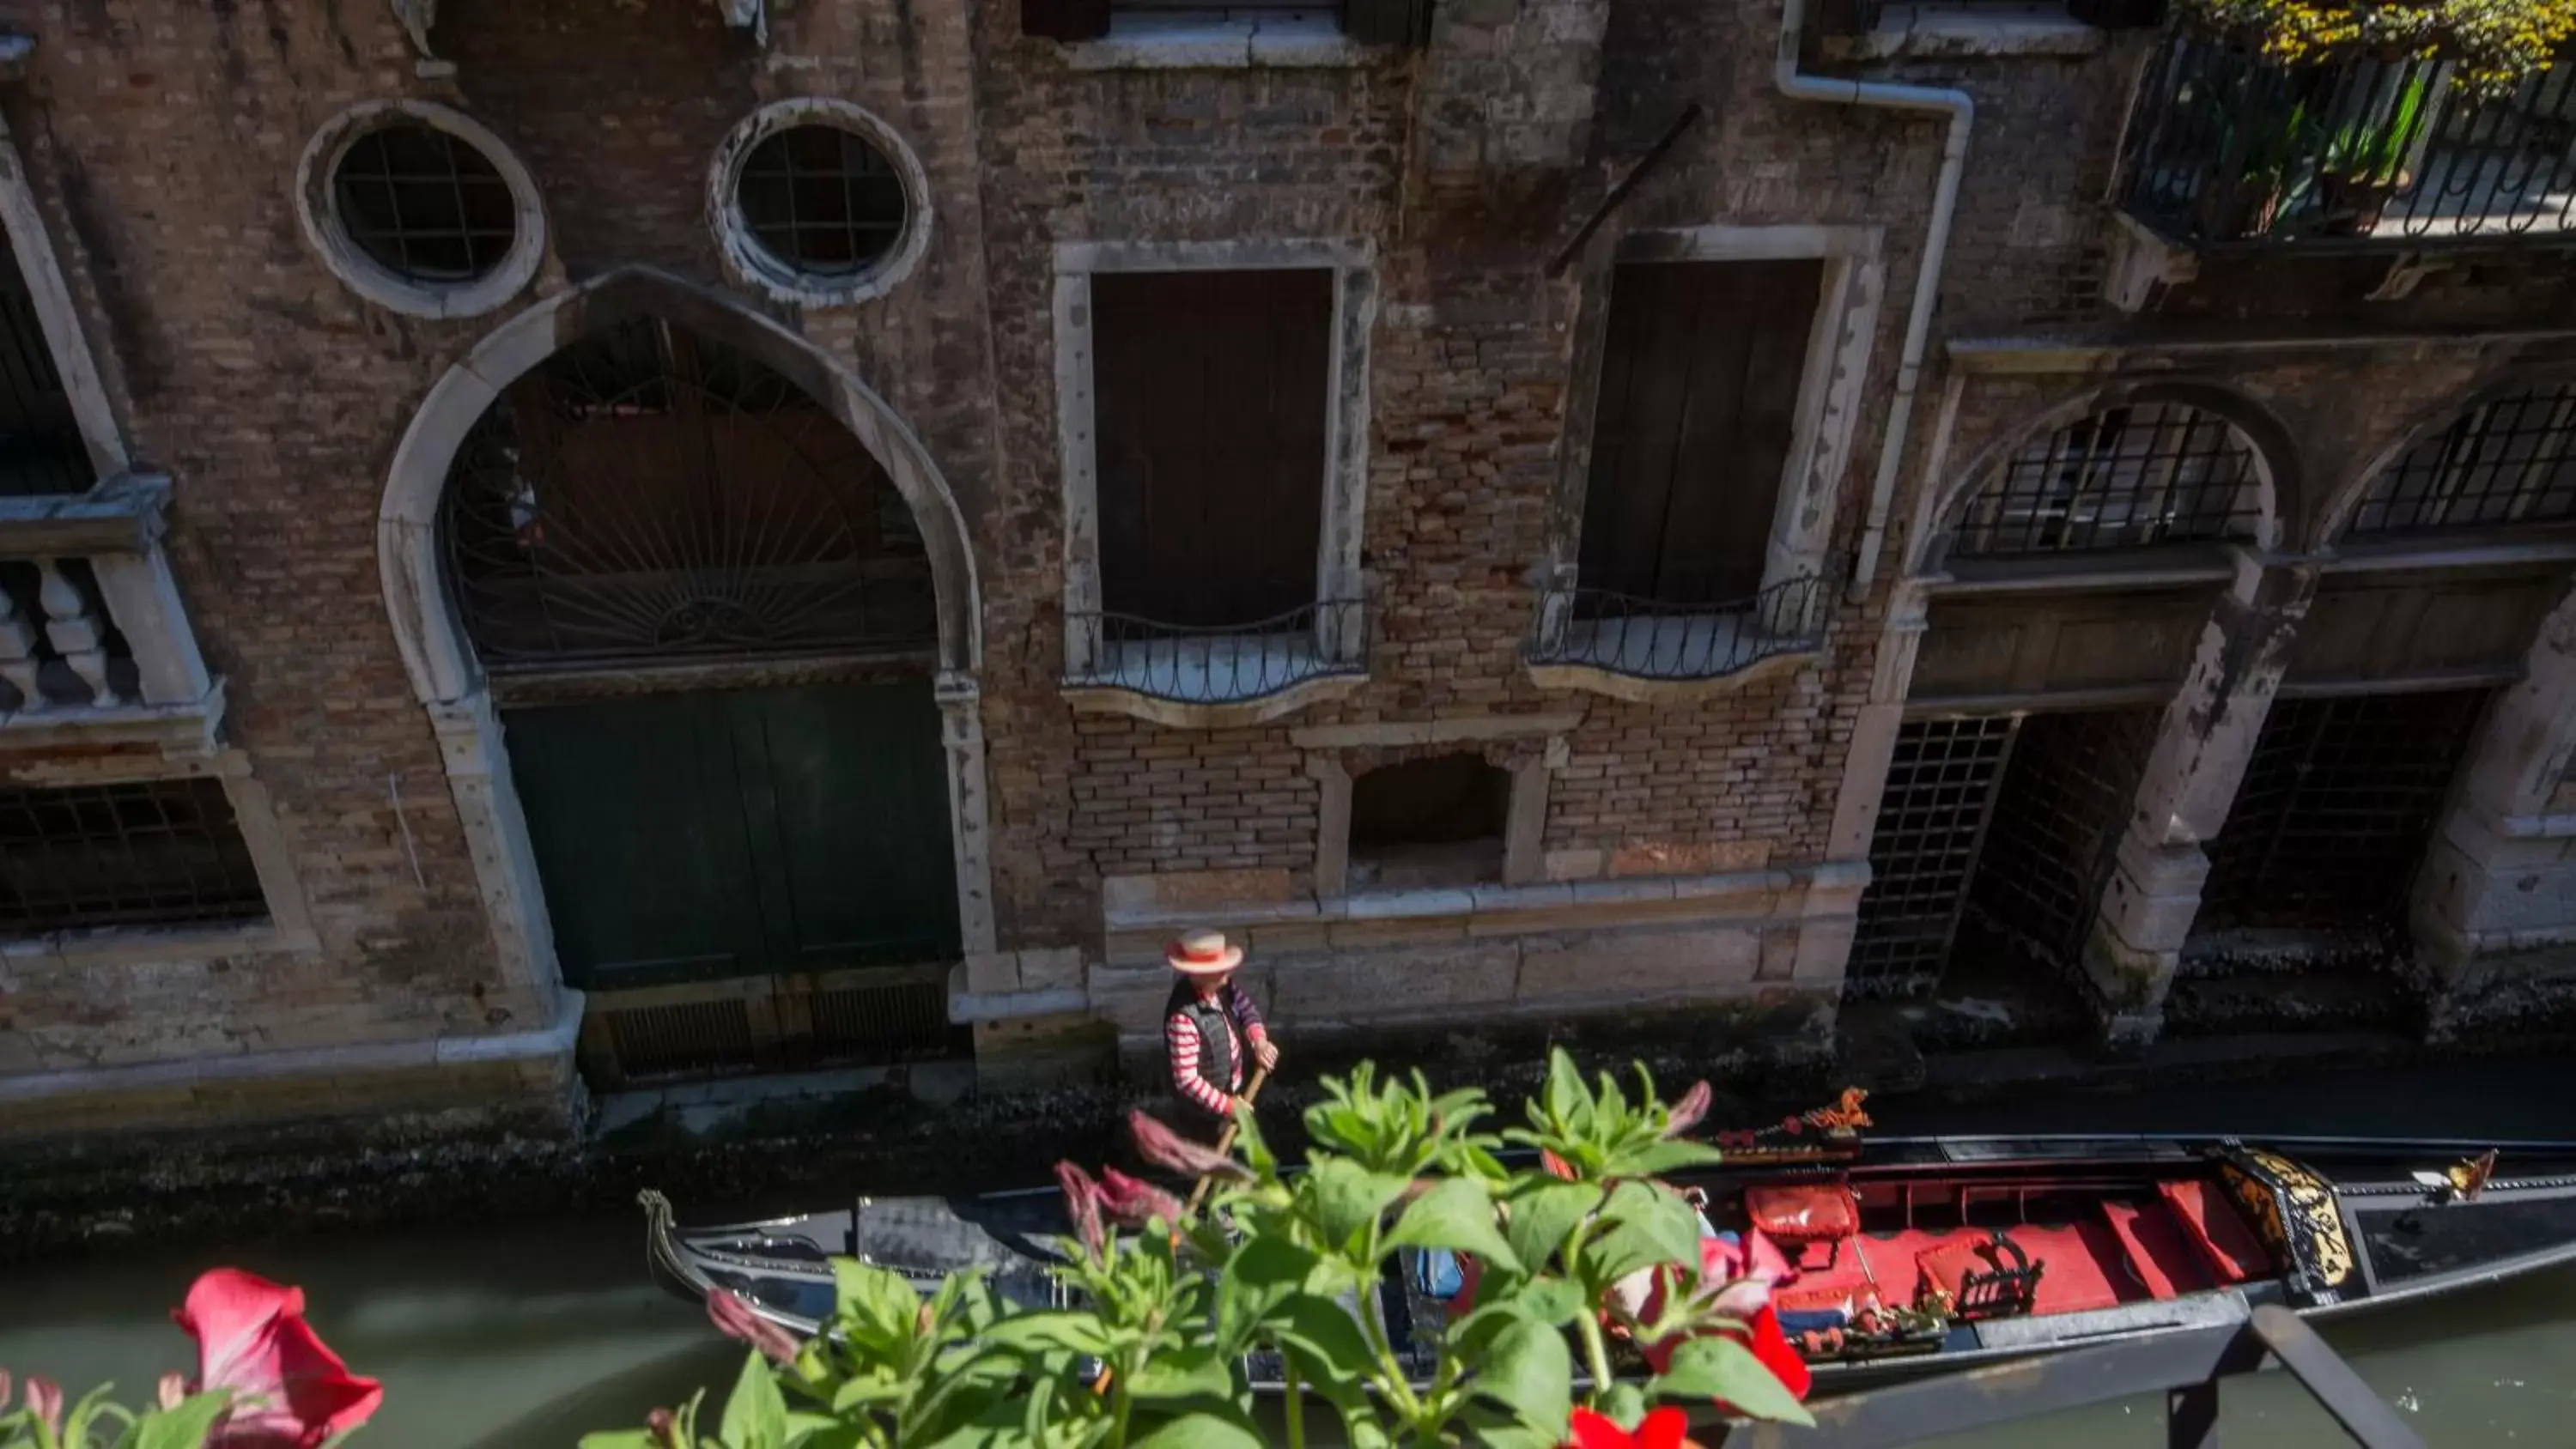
1577, 258, 1823, 606
2288, 573, 2563, 688
1093, 268, 1332, 627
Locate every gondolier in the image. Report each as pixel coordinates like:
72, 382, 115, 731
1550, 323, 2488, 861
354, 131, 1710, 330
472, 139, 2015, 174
1163, 930, 1278, 1141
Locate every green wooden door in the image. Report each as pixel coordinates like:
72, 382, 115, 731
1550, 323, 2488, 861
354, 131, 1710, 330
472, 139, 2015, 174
505, 680, 960, 991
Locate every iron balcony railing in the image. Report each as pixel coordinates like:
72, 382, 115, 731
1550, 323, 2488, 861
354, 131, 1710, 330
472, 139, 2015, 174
2118, 31, 2576, 247
1061, 597, 1368, 706
1526, 570, 1836, 682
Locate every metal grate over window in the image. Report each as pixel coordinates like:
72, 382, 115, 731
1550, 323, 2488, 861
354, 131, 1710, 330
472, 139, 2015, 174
1965, 707, 2161, 976
2190, 689, 2489, 944
0, 777, 266, 936
1947, 403, 2263, 560
440, 317, 935, 670
1846, 716, 2017, 999
330, 122, 519, 284
734, 126, 908, 279
2346, 384, 2576, 538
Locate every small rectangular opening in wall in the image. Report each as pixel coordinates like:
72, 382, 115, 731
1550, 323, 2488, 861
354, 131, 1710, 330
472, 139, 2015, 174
0, 777, 267, 935
1092, 268, 1332, 633
1347, 753, 1510, 890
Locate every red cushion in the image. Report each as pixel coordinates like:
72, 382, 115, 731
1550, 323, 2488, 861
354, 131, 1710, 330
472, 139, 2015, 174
2102, 1200, 2215, 1300
1745, 1185, 1858, 1241
2156, 1179, 2271, 1285
1916, 1235, 2016, 1299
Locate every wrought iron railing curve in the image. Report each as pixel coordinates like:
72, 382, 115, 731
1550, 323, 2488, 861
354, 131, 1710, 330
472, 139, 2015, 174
1061, 597, 1368, 706
1525, 571, 1835, 682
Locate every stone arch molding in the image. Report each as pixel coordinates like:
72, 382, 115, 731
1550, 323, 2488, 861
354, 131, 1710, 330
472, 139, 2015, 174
378, 265, 997, 1019
1911, 380, 2296, 578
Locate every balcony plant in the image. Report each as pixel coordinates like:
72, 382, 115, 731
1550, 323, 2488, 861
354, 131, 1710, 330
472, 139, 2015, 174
2315, 67, 2433, 230
2176, 0, 2576, 94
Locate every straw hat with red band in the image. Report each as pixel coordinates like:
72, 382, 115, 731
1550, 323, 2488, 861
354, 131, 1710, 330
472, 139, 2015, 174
1166, 930, 1244, 976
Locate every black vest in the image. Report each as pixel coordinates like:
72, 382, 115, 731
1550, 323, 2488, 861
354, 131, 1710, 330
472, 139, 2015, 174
1165, 981, 1236, 1112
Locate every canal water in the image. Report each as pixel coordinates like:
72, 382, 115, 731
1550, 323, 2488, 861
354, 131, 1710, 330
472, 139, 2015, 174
2, 1058, 2570, 1446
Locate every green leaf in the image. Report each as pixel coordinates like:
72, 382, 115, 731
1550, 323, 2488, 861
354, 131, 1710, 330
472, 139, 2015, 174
1649, 1335, 1816, 1427
1127, 1411, 1268, 1449
1270, 1291, 1377, 1392
133, 1395, 231, 1449
1502, 1180, 1604, 1272
1619, 1138, 1725, 1177
576, 1434, 663, 1449
1472, 1315, 1573, 1434
1127, 1345, 1236, 1404
833, 1258, 924, 1345
1511, 1274, 1589, 1328
1216, 1235, 1321, 1355
1584, 1182, 1702, 1286
976, 1310, 1115, 1358
1598, 1380, 1650, 1428
1303, 1160, 1412, 1256
1385, 1179, 1521, 1274
718, 1348, 792, 1449
1542, 1048, 1583, 1129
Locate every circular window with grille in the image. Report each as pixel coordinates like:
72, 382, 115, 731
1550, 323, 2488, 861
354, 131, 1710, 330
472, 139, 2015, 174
711, 100, 933, 307
296, 101, 545, 319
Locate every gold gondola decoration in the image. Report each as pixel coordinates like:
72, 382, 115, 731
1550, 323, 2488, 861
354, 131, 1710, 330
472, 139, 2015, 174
2220, 1147, 2356, 1300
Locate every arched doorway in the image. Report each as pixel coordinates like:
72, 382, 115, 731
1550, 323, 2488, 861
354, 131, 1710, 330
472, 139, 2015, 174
380, 268, 990, 1086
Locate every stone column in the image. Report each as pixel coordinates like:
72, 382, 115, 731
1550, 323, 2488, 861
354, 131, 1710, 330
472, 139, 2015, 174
2413, 578, 2576, 1038
936, 670, 999, 957
2082, 550, 2315, 1044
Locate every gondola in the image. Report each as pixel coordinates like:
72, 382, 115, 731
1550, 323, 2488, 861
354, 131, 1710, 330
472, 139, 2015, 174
637, 1130, 2576, 1394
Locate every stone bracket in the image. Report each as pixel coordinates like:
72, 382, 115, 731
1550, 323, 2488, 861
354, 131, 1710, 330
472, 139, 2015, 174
2102, 213, 2197, 313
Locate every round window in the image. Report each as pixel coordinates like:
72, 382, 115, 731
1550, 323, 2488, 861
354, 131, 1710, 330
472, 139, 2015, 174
736, 126, 908, 277
711, 100, 931, 307
331, 122, 519, 283
296, 101, 544, 320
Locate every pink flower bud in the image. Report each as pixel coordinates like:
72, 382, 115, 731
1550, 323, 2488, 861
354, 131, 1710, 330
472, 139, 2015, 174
159, 1373, 187, 1410
647, 1407, 680, 1448
26, 1377, 61, 1434
0, 1372, 9, 1413
1055, 1161, 1108, 1258
705, 1288, 800, 1367
1664, 1081, 1712, 1139
1096, 1167, 1187, 1229
1127, 1109, 1248, 1182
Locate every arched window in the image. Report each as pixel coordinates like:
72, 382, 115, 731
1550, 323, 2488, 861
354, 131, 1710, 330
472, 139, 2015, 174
2345, 382, 2576, 539
1947, 401, 2264, 561
439, 317, 933, 670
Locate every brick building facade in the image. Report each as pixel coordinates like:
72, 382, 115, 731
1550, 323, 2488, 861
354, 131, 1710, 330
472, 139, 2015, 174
0, 0, 2571, 1141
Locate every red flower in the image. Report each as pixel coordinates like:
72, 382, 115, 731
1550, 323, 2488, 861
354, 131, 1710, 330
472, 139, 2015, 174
1096, 1167, 1188, 1229
1663, 1082, 1713, 1140
1564, 1405, 1701, 1449
171, 1269, 382, 1448
1127, 1110, 1248, 1183
1055, 1161, 1108, 1258
706, 1288, 800, 1367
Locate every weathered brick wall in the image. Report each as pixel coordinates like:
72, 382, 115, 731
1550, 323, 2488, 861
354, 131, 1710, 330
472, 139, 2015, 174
0, 0, 1005, 1070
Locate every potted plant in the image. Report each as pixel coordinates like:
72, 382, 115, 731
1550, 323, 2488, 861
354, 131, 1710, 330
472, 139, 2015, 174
2314, 68, 2430, 233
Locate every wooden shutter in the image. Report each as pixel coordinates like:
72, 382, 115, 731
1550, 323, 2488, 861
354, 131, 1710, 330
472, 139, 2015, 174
1092, 269, 1334, 629
1576, 258, 1826, 608
1345, 0, 1435, 45
1022, 0, 1112, 42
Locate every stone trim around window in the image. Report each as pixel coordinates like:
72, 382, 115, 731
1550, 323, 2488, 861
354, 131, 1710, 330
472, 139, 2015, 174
1534, 225, 1884, 700
1060, 11, 1374, 70
1305, 727, 1564, 901
0, 748, 319, 971
706, 97, 937, 309
295, 100, 549, 321
1054, 238, 1376, 728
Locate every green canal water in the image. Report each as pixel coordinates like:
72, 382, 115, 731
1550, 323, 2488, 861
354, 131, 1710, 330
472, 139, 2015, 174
3, 1058, 2570, 1446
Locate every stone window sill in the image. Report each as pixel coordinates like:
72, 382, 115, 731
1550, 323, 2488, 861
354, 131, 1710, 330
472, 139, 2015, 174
1061, 10, 1370, 70
1826, 4, 2107, 59
0, 917, 320, 972
0, 681, 225, 755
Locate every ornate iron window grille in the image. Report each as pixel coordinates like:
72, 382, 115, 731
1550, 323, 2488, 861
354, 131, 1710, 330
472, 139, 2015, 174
331, 122, 518, 283
1845, 715, 2019, 1000
1526, 570, 1835, 682
1061, 597, 1367, 705
2188, 689, 2490, 951
735, 126, 908, 278
0, 777, 266, 936
440, 318, 937, 672
2119, 35, 2576, 248
2346, 383, 2576, 537
1947, 403, 2263, 560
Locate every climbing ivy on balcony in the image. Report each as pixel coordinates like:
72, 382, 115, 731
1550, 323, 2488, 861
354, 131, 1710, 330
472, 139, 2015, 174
2176, 0, 2576, 93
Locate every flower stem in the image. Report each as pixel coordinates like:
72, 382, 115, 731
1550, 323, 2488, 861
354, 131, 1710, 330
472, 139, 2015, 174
1285, 1359, 1307, 1449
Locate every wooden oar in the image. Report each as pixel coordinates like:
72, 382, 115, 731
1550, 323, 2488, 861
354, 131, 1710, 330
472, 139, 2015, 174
1184, 1064, 1269, 1216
